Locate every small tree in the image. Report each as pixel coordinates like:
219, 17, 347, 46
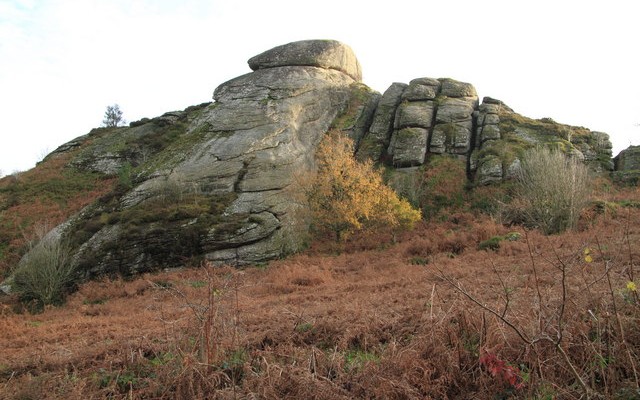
304, 131, 421, 241
102, 104, 125, 127
11, 237, 76, 311
515, 146, 591, 234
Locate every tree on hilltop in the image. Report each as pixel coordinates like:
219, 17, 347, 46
102, 104, 125, 127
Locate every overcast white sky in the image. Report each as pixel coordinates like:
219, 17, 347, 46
1, 0, 638, 176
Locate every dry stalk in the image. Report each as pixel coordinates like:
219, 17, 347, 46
152, 262, 245, 397
429, 283, 435, 320
605, 260, 639, 389
436, 232, 598, 398
436, 270, 531, 346
594, 234, 640, 389
524, 229, 545, 332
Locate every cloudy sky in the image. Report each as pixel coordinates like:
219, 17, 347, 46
1, 0, 638, 176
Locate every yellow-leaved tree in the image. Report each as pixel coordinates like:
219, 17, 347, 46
304, 131, 421, 241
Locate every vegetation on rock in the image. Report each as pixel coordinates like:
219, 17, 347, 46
303, 131, 420, 241
387, 155, 468, 220
0, 152, 115, 278
512, 146, 591, 234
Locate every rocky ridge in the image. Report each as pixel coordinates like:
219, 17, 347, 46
353, 81, 613, 186
3, 39, 634, 280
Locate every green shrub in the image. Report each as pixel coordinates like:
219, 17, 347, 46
11, 238, 76, 310
503, 231, 521, 241
344, 349, 380, 372
117, 162, 133, 191
409, 256, 429, 265
478, 236, 502, 251
514, 147, 590, 234
478, 232, 521, 251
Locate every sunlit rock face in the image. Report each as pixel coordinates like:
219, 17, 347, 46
26, 40, 365, 276
248, 39, 362, 81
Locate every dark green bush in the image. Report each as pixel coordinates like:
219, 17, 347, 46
478, 232, 521, 251
478, 237, 502, 251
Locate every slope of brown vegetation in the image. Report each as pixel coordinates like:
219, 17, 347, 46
1, 194, 639, 399
0, 153, 115, 276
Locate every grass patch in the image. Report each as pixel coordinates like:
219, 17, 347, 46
83, 297, 108, 305
409, 256, 429, 265
478, 232, 520, 251
295, 322, 314, 332
344, 349, 380, 372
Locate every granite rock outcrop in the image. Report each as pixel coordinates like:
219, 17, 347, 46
4, 39, 629, 281
35, 40, 365, 276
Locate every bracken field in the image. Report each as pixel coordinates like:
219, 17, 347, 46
1, 182, 640, 399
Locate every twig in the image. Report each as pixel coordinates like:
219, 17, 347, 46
524, 230, 544, 332
429, 283, 435, 320
489, 260, 511, 319
544, 239, 571, 344
436, 269, 531, 345
436, 259, 596, 398
624, 208, 635, 283
554, 340, 590, 397
603, 258, 640, 389
3, 371, 16, 390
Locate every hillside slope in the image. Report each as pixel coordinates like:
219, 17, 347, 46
2, 201, 640, 398
0, 39, 636, 283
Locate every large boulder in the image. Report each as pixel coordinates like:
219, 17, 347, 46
248, 39, 362, 82
615, 146, 640, 171
362, 77, 479, 165
394, 101, 435, 129
429, 78, 478, 155
402, 78, 440, 101
28, 41, 360, 276
439, 78, 477, 98
613, 145, 640, 185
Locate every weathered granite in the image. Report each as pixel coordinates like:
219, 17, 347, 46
248, 39, 362, 81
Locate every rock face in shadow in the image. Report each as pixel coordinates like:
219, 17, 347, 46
7, 39, 629, 280
613, 145, 640, 185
